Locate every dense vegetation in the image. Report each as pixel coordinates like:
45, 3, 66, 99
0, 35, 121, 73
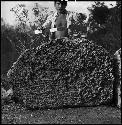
87, 1, 121, 55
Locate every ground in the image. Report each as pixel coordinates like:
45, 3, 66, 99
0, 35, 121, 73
2, 102, 121, 124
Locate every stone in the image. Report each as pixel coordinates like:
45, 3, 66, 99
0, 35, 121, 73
113, 48, 121, 108
7, 38, 114, 109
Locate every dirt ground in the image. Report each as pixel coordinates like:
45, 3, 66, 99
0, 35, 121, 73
2, 102, 121, 124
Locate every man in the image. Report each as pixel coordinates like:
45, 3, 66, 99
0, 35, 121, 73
36, 0, 78, 40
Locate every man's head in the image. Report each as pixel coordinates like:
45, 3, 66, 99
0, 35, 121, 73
54, 0, 67, 13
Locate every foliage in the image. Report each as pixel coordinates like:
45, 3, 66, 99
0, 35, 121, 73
2, 3, 51, 56
88, 2, 110, 25
116, 1, 121, 8
87, 1, 110, 34
70, 13, 87, 38
87, 1, 121, 55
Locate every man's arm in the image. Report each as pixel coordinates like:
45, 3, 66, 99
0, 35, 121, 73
35, 14, 52, 34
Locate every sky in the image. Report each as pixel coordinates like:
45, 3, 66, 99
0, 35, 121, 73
1, 1, 116, 26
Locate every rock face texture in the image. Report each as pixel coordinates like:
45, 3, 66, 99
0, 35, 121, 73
114, 48, 121, 81
113, 48, 121, 108
7, 38, 114, 109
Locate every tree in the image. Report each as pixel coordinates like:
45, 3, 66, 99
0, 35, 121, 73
87, 1, 121, 55
87, 1, 110, 34
116, 1, 121, 8
88, 2, 110, 24
68, 12, 87, 40
9, 3, 52, 54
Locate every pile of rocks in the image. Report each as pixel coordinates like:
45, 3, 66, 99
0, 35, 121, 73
6, 38, 114, 109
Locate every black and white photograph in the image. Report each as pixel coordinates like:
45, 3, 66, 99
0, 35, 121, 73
1, 0, 121, 124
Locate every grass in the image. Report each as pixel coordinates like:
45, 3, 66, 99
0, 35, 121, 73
2, 102, 121, 124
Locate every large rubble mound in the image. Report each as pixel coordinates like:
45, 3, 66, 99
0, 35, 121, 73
7, 38, 114, 109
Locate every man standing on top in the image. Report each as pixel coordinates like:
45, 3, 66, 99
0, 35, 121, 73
36, 0, 79, 40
